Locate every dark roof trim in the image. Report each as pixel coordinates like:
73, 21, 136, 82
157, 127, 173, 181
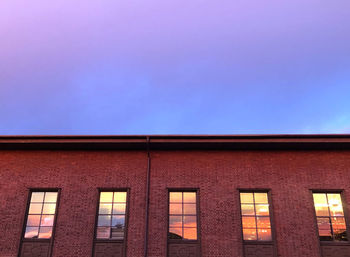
1, 135, 350, 150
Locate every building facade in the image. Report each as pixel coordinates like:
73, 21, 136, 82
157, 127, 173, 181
1, 135, 350, 257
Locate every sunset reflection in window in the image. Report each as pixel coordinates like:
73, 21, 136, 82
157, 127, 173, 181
169, 191, 197, 240
313, 192, 347, 241
24, 191, 58, 239
240, 192, 272, 241
96, 191, 127, 240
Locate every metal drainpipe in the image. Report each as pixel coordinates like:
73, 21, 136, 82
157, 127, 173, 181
144, 136, 151, 257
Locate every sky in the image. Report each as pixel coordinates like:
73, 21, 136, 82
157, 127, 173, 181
0, 0, 350, 135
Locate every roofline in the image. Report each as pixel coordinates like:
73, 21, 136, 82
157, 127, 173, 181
1, 134, 350, 150
2, 134, 350, 139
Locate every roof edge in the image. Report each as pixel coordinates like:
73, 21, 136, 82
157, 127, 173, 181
1, 134, 350, 150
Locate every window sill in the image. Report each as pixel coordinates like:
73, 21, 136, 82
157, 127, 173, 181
320, 241, 350, 246
168, 239, 198, 244
22, 238, 51, 242
94, 239, 124, 243
243, 240, 274, 245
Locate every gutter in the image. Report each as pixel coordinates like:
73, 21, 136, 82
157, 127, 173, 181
1, 135, 350, 150
144, 136, 151, 257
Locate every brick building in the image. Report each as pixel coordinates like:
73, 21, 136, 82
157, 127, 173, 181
1, 135, 350, 257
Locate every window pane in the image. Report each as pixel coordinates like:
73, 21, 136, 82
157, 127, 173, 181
257, 217, 271, 228
240, 193, 254, 203
319, 229, 332, 236
318, 204, 348, 241
184, 204, 196, 215
99, 204, 112, 215
315, 205, 330, 217
328, 194, 344, 216
169, 215, 182, 227
114, 192, 127, 203
183, 216, 197, 227
169, 191, 198, 241
329, 206, 344, 216
241, 191, 273, 241
184, 228, 197, 240
313, 193, 329, 216
113, 204, 126, 214
40, 215, 54, 226
98, 215, 111, 226
255, 205, 269, 216
334, 229, 347, 241
258, 229, 272, 241
112, 215, 125, 227
100, 192, 113, 203
313, 193, 328, 205
96, 227, 110, 239
317, 218, 331, 231
183, 192, 196, 203
319, 230, 332, 241
111, 226, 124, 239
327, 194, 342, 204
28, 203, 43, 214
241, 204, 255, 215
331, 217, 346, 230
24, 191, 58, 240
44, 192, 58, 203
169, 227, 182, 239
242, 217, 256, 228
243, 229, 257, 240
27, 215, 41, 226
96, 191, 128, 240
42, 203, 56, 214
254, 193, 268, 204
169, 203, 182, 215
25, 227, 39, 238
38, 227, 52, 239
170, 192, 182, 203
31, 192, 44, 203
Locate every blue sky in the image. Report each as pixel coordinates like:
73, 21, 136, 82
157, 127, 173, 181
0, 0, 350, 135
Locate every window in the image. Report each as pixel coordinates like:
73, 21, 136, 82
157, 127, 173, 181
96, 191, 127, 240
240, 192, 272, 241
312, 192, 348, 241
24, 191, 58, 239
168, 191, 198, 240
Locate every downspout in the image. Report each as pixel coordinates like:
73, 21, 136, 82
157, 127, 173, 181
144, 136, 151, 257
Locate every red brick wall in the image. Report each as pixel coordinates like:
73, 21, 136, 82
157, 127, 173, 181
0, 151, 147, 257
1, 150, 350, 257
147, 150, 350, 257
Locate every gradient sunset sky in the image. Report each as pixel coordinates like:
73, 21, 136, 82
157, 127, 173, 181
1, 0, 349, 135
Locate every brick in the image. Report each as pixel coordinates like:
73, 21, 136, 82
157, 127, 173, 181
1, 150, 350, 257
